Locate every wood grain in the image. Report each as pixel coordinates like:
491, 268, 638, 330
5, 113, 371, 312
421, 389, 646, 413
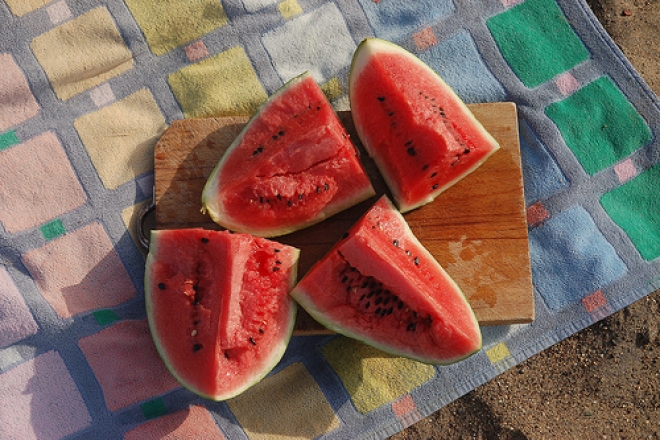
153, 103, 534, 333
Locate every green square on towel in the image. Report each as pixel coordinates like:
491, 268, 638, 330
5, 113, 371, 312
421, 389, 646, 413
546, 76, 651, 175
487, 0, 589, 88
601, 163, 660, 261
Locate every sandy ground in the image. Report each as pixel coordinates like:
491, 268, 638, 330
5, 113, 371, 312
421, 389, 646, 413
391, 1, 660, 438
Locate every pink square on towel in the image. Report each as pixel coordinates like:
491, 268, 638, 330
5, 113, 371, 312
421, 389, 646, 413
78, 319, 180, 411
0, 351, 92, 440
0, 131, 87, 233
21, 222, 136, 318
124, 405, 225, 439
0, 53, 40, 131
413, 28, 437, 51
0, 266, 39, 348
614, 159, 638, 183
555, 72, 580, 96
184, 40, 210, 62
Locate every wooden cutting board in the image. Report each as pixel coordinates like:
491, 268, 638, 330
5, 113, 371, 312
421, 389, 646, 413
152, 103, 534, 333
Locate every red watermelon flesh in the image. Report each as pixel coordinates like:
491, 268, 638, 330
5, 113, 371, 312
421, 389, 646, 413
202, 71, 375, 237
145, 228, 299, 400
349, 38, 500, 213
290, 196, 482, 364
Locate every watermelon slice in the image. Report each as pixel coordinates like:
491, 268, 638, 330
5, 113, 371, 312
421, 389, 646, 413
145, 228, 299, 400
349, 38, 500, 213
290, 196, 482, 364
202, 71, 375, 237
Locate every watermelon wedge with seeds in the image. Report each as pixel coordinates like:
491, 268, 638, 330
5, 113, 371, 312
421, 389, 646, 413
349, 38, 500, 213
290, 196, 482, 364
202, 71, 375, 237
145, 228, 299, 400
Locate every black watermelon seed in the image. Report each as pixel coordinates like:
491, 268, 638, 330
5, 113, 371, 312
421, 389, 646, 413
287, 200, 293, 207
361, 281, 369, 289
342, 232, 349, 239
253, 146, 264, 156
432, 184, 439, 190
273, 267, 280, 272
422, 164, 429, 171
464, 148, 471, 154
341, 275, 348, 283
375, 307, 382, 315
249, 337, 257, 346
224, 351, 230, 359
360, 294, 366, 301
276, 260, 282, 265
375, 296, 383, 305
430, 172, 437, 178
193, 343, 202, 352
278, 130, 285, 137
407, 147, 416, 156
324, 182, 330, 191
397, 301, 404, 310
259, 328, 265, 334
407, 323, 417, 332
377, 96, 385, 102
274, 248, 280, 252
158, 282, 166, 290
316, 186, 322, 193
388, 111, 395, 116
405, 250, 411, 256
299, 193, 304, 200
383, 297, 391, 306
364, 301, 370, 309
272, 135, 278, 140
405, 140, 413, 146
276, 194, 282, 201
201, 237, 209, 243
414, 257, 420, 266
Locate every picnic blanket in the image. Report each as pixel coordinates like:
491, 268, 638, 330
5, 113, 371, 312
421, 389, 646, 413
1, 0, 659, 438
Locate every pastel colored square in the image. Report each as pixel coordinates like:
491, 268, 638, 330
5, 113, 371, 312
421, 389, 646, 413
0, 346, 24, 373
0, 351, 91, 439
228, 362, 341, 438
0, 131, 87, 233
93, 309, 120, 326
0, 266, 39, 349
392, 394, 422, 426
519, 120, 570, 204
418, 31, 507, 103
31, 7, 134, 100
322, 337, 435, 414
0, 131, 20, 151
528, 206, 627, 311
78, 319, 180, 411
555, 72, 580, 96
125, 0, 228, 56
582, 290, 607, 313
357, 0, 453, 42
46, 1, 72, 24
487, 0, 589, 88
614, 159, 638, 183
262, 3, 356, 84
546, 76, 652, 175
184, 40, 210, 62
320, 77, 344, 102
526, 202, 550, 227
0, 53, 40, 131
486, 342, 511, 363
169, 46, 268, 118
21, 222, 137, 318
140, 398, 168, 420
601, 162, 660, 261
278, 0, 303, 19
124, 405, 225, 440
4, 0, 53, 16
74, 89, 166, 189
40, 219, 66, 241
89, 83, 116, 108
413, 28, 438, 52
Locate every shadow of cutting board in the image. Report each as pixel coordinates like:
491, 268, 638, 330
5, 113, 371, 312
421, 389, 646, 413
153, 102, 534, 334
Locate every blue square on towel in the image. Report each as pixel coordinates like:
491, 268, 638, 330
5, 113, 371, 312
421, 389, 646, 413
518, 120, 570, 204
357, 0, 454, 42
528, 206, 627, 311
418, 31, 507, 104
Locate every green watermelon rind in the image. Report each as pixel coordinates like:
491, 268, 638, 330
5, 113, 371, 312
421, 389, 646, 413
290, 197, 482, 365
348, 37, 501, 213
145, 230, 300, 401
201, 71, 376, 237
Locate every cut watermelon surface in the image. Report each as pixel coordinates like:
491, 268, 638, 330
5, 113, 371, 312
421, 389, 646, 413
349, 38, 500, 213
145, 228, 299, 400
290, 196, 482, 364
202, 71, 375, 237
